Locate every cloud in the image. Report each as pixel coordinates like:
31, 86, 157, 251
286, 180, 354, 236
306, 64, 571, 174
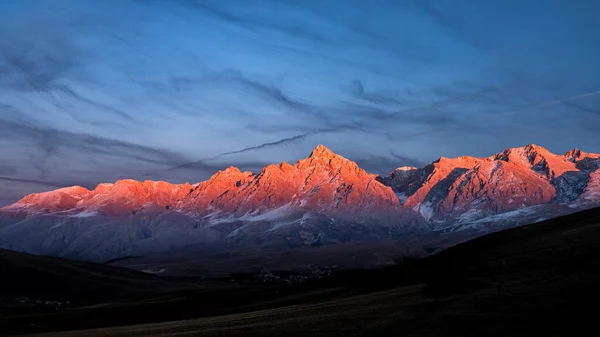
245, 123, 318, 134
563, 100, 600, 117
142, 125, 367, 176
0, 112, 188, 184
144, 84, 505, 176
175, 0, 329, 43
1, 0, 599, 205
47, 85, 139, 123
345, 80, 405, 105
176, 70, 319, 116
0, 176, 67, 189
0, 119, 182, 165
412, 0, 490, 52
389, 152, 427, 168
0, 4, 140, 127
0, 166, 18, 176
0, 25, 75, 93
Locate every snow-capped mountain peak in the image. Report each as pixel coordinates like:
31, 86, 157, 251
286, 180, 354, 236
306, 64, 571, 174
381, 144, 600, 226
1, 144, 598, 263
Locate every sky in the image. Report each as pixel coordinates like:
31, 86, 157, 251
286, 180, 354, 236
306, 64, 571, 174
1, 0, 600, 206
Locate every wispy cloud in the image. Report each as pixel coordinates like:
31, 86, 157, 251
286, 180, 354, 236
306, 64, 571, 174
0, 111, 187, 190
0, 176, 67, 189
0, 0, 599, 205
563, 100, 600, 117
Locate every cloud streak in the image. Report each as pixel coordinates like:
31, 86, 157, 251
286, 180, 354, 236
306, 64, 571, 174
1, 0, 599, 205
143, 124, 369, 176
0, 111, 189, 193
0, 176, 67, 189
563, 100, 600, 117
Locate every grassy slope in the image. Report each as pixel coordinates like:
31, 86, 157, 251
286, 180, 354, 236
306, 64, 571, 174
0, 249, 207, 305
2, 207, 599, 336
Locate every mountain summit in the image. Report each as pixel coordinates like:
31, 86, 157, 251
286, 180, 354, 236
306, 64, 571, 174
3, 145, 417, 222
309, 144, 337, 160
0, 145, 426, 261
0, 144, 598, 263
380, 144, 600, 226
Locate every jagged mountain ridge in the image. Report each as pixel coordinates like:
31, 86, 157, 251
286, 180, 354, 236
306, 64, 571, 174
0, 145, 425, 261
0, 144, 599, 264
4, 145, 418, 224
379, 144, 600, 226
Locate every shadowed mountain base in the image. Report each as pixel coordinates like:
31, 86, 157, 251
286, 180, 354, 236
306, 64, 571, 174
1, 207, 599, 336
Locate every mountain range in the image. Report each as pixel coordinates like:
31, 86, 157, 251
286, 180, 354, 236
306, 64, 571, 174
1, 144, 599, 270
380, 144, 600, 229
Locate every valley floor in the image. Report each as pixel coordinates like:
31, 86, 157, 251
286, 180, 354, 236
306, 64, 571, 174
2, 207, 600, 337
21, 285, 426, 337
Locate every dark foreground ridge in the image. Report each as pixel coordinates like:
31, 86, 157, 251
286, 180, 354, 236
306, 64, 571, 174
2, 207, 599, 336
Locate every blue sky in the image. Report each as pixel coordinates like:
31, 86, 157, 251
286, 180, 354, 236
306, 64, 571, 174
1, 0, 600, 205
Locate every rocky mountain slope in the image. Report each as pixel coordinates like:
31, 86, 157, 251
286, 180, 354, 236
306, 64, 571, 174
0, 145, 425, 261
378, 144, 600, 228
0, 144, 598, 265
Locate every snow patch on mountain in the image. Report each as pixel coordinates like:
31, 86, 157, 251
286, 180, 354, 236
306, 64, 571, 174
413, 202, 434, 221
240, 203, 296, 222
1, 144, 599, 264
69, 211, 99, 218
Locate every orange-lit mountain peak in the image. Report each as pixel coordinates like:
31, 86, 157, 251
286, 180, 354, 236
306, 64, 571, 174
221, 166, 243, 174
310, 144, 335, 156
435, 156, 455, 165
5, 185, 92, 213
93, 183, 114, 193
279, 161, 295, 172
174, 143, 411, 222
191, 166, 255, 203
297, 144, 359, 172
565, 148, 583, 158
16, 186, 88, 203
523, 143, 547, 151
112, 179, 143, 188
433, 156, 486, 171
565, 148, 600, 161
493, 143, 548, 157
490, 144, 577, 178
6, 143, 597, 227
261, 163, 283, 172
307, 144, 340, 162
51, 186, 91, 198
205, 166, 251, 182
